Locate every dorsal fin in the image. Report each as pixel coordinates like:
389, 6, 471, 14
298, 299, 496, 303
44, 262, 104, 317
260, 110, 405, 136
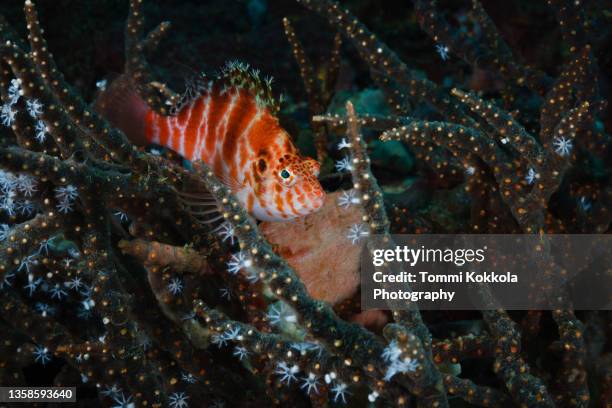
168, 61, 281, 116
170, 72, 212, 115
217, 60, 280, 114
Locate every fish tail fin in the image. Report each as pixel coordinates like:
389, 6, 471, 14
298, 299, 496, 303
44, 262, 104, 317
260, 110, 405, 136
93, 75, 150, 146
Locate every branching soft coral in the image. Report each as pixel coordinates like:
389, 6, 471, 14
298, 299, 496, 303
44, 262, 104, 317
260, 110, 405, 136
0, 0, 608, 407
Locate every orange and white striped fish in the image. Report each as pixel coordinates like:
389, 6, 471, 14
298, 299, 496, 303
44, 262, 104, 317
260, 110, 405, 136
96, 64, 325, 221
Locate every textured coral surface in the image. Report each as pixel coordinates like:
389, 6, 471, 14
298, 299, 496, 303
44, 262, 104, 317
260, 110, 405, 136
262, 191, 363, 305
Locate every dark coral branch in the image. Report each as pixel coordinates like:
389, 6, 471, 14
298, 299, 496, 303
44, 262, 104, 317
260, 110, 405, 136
432, 334, 493, 364
142, 21, 171, 56
296, 0, 475, 126
283, 17, 324, 116
413, 0, 551, 96
124, 0, 177, 115
451, 88, 544, 167
443, 375, 512, 407
551, 309, 590, 406
282, 17, 330, 162
0, 213, 61, 281
344, 101, 389, 235
23, 1, 139, 164
483, 309, 555, 407
118, 238, 211, 276
313, 112, 408, 131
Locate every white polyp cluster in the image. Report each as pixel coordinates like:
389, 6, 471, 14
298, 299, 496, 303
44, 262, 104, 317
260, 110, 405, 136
335, 157, 353, 172
553, 136, 573, 157
337, 190, 360, 208
275, 361, 299, 385
347, 223, 369, 244
54, 184, 79, 213
381, 339, 419, 381
300, 372, 320, 395
267, 301, 297, 326
525, 167, 540, 184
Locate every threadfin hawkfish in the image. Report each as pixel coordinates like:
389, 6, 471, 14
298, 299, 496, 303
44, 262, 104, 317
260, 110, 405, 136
95, 62, 325, 221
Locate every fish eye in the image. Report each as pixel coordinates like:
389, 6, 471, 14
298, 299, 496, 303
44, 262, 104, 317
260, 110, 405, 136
279, 168, 296, 187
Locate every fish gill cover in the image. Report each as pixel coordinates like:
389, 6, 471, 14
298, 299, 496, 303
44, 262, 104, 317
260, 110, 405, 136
0, 0, 610, 407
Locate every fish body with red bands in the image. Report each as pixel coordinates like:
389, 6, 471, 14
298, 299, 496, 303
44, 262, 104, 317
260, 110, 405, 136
95, 76, 325, 221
